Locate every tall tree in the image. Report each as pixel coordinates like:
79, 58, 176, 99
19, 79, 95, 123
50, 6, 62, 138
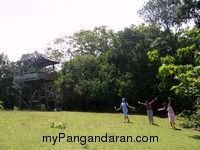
138, 0, 182, 32
57, 54, 100, 110
148, 28, 200, 113
138, 0, 186, 55
69, 26, 115, 56
175, 0, 200, 28
0, 53, 15, 108
45, 26, 116, 63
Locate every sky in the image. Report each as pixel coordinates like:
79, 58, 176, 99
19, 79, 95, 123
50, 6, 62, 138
0, 0, 146, 61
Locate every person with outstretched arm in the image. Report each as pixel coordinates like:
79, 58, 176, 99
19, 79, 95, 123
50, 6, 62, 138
115, 97, 135, 123
158, 97, 176, 129
138, 97, 157, 124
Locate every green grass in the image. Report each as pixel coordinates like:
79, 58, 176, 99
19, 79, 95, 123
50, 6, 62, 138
0, 111, 199, 150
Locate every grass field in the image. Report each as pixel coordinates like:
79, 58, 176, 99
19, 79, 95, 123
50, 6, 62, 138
0, 111, 199, 150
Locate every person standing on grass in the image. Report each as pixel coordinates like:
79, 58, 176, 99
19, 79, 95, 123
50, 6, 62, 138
158, 97, 176, 129
138, 97, 157, 124
115, 97, 135, 123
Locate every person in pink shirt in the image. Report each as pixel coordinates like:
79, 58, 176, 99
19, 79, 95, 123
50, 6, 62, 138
158, 97, 176, 129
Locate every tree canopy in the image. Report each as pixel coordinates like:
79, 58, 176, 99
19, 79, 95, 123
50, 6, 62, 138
0, 0, 199, 128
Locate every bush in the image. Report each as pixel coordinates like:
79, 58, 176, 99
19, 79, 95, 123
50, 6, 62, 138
180, 119, 194, 128
179, 110, 200, 130
0, 100, 4, 110
40, 104, 46, 111
13, 106, 19, 111
178, 110, 194, 117
50, 122, 66, 129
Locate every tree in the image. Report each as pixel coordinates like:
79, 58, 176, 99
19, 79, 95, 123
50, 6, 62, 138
138, 0, 197, 53
148, 28, 200, 128
45, 26, 116, 63
69, 26, 115, 56
138, 0, 182, 32
55, 25, 177, 111
110, 25, 166, 100
175, 0, 200, 28
57, 54, 101, 110
0, 53, 15, 109
45, 37, 71, 63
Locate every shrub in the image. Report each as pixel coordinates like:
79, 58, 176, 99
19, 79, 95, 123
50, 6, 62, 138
40, 104, 46, 111
13, 106, 19, 111
0, 100, 4, 110
50, 122, 66, 129
179, 110, 200, 130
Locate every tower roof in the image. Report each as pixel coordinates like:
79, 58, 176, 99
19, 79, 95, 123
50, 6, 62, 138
16, 53, 59, 68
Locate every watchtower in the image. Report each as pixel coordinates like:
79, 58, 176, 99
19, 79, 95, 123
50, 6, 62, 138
14, 53, 59, 111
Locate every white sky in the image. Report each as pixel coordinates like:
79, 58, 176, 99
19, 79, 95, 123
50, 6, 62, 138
0, 0, 146, 61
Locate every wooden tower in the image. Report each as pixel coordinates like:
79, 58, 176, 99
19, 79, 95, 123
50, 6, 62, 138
14, 53, 59, 111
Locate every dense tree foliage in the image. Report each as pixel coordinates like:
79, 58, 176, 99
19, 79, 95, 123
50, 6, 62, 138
0, 53, 15, 109
148, 28, 200, 127
52, 24, 180, 112
175, 0, 200, 28
138, 0, 199, 29
45, 26, 116, 63
138, 0, 182, 31
0, 0, 199, 128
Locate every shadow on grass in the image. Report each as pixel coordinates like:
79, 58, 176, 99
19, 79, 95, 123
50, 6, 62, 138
174, 128, 182, 131
189, 135, 200, 140
152, 123, 159, 126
